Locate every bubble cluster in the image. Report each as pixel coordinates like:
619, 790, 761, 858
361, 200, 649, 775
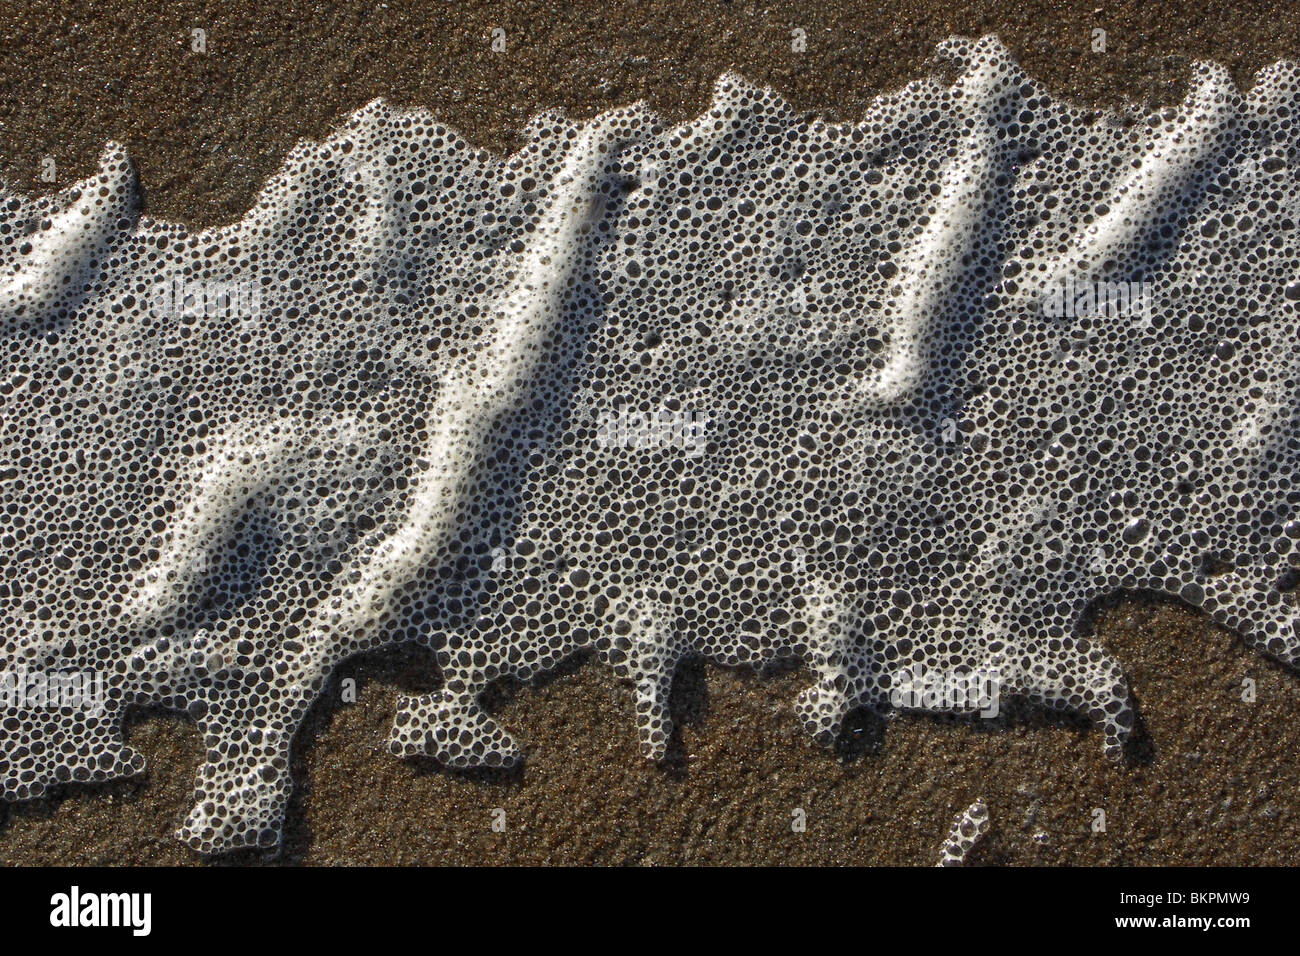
937, 799, 990, 866
4, 35, 1300, 853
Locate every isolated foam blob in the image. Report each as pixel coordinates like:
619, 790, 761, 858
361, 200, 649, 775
937, 799, 990, 866
4, 34, 1300, 853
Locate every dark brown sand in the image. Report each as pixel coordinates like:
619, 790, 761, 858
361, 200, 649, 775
2, 0, 1300, 865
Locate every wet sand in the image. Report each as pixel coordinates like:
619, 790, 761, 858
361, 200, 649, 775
2, 0, 1300, 865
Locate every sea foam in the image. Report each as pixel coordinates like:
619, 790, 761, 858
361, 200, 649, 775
3, 35, 1300, 852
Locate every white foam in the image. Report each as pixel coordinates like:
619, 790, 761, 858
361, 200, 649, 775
2, 35, 1300, 853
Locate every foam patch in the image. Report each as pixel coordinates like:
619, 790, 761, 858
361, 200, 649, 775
3, 35, 1300, 853
937, 799, 990, 865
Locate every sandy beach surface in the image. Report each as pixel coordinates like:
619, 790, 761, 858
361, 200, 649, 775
2, 0, 1300, 865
